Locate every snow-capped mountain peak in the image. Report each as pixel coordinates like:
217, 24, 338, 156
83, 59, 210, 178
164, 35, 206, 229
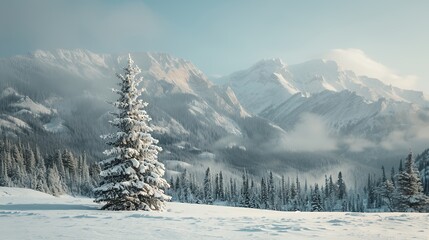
221, 57, 428, 114
252, 57, 286, 72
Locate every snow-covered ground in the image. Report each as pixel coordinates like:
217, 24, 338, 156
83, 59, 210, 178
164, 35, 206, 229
0, 187, 428, 240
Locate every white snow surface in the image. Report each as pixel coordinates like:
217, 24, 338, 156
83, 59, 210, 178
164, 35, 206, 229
1, 187, 428, 240
0, 115, 31, 132
11, 96, 53, 116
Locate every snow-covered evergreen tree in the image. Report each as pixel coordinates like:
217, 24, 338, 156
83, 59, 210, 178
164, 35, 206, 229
311, 184, 323, 212
396, 152, 429, 212
179, 169, 191, 202
203, 167, 213, 204
337, 171, 346, 200
268, 171, 275, 209
219, 171, 224, 201
377, 179, 396, 211
0, 151, 10, 186
94, 54, 170, 211
390, 166, 396, 187
47, 165, 63, 195
260, 177, 267, 209
280, 175, 286, 206
240, 171, 250, 207
214, 173, 220, 200
249, 179, 259, 208
366, 174, 375, 209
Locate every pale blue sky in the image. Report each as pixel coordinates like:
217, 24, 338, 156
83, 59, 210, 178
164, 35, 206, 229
1, 0, 428, 90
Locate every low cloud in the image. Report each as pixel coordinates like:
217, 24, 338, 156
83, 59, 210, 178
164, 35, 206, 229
325, 48, 418, 91
380, 114, 429, 151
279, 113, 338, 152
276, 112, 429, 154
342, 137, 374, 152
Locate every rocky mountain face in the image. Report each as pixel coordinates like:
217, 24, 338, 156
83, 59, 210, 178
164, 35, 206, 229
219, 58, 429, 157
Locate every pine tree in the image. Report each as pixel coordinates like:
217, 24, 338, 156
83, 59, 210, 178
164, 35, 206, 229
337, 171, 346, 200
0, 152, 10, 186
179, 169, 191, 202
399, 159, 403, 172
54, 150, 65, 179
214, 173, 220, 200
260, 177, 268, 208
23, 144, 35, 174
219, 171, 224, 201
203, 167, 213, 204
390, 166, 396, 187
34, 149, 48, 193
281, 175, 286, 206
311, 184, 323, 212
290, 181, 298, 210
367, 174, 375, 209
396, 152, 429, 212
62, 150, 76, 176
377, 179, 396, 211
175, 176, 180, 191
94, 55, 170, 211
240, 171, 250, 207
47, 165, 63, 195
249, 179, 258, 208
381, 166, 387, 182
268, 171, 275, 209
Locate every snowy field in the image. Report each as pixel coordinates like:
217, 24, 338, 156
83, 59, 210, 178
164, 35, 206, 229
0, 187, 428, 240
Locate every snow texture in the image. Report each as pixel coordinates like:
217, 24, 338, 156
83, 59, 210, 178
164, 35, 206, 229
1, 187, 428, 240
11, 96, 52, 116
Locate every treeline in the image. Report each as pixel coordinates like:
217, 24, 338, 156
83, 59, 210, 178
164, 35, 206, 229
1, 138, 428, 212
167, 152, 429, 212
0, 139, 99, 196
370, 153, 429, 212
167, 168, 363, 212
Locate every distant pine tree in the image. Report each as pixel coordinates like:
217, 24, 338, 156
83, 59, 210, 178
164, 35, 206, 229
396, 152, 429, 212
219, 171, 224, 201
268, 172, 275, 209
337, 171, 346, 200
203, 167, 213, 204
311, 184, 323, 212
260, 177, 268, 209
240, 171, 250, 207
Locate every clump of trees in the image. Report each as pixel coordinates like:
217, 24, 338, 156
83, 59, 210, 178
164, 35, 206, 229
1, 136, 428, 213
375, 152, 429, 212
167, 167, 355, 212
0, 138, 99, 196
167, 152, 428, 213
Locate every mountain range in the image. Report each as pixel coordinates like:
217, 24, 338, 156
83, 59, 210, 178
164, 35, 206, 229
0, 49, 427, 181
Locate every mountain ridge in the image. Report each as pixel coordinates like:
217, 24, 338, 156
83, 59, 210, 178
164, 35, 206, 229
218, 57, 428, 115
0, 49, 427, 178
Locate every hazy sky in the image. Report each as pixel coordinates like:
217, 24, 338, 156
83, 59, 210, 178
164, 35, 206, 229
1, 0, 428, 91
